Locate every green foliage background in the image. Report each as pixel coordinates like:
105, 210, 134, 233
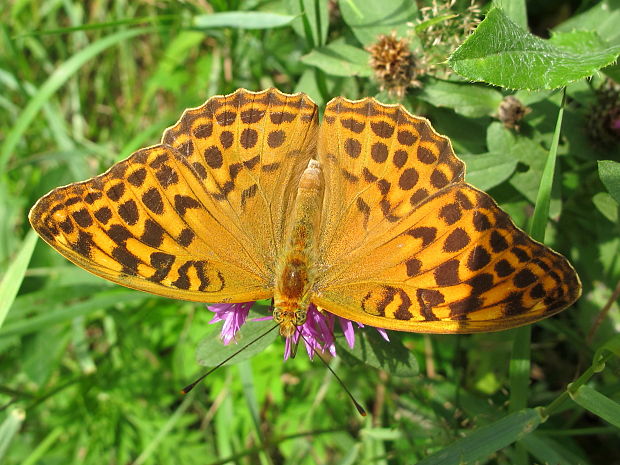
1, 0, 620, 464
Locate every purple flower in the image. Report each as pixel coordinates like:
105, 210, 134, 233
208, 302, 253, 344
208, 302, 389, 359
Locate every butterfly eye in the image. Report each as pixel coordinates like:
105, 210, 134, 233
272, 309, 283, 322
294, 310, 307, 325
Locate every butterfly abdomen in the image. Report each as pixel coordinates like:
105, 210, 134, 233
273, 160, 324, 336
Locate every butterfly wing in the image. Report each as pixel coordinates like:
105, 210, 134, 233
30, 89, 319, 303
312, 97, 581, 333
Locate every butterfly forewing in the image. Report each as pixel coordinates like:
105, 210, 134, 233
162, 88, 319, 270
316, 97, 465, 269
313, 98, 580, 333
30, 89, 319, 303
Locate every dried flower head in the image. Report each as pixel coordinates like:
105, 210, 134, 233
498, 95, 531, 130
587, 80, 620, 149
367, 32, 421, 99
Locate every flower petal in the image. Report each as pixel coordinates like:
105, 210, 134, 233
376, 327, 390, 342
208, 302, 253, 345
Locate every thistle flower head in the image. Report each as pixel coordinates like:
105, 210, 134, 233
208, 302, 389, 360
498, 96, 531, 130
367, 32, 421, 99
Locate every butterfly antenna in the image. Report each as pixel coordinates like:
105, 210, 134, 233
181, 323, 280, 394
296, 330, 367, 416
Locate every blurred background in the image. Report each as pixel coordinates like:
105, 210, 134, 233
1, 0, 619, 464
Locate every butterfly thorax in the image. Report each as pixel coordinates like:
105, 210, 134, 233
273, 160, 324, 337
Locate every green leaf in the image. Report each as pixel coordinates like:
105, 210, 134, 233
520, 432, 589, 465
460, 152, 517, 190
553, 0, 620, 44
448, 8, 620, 90
195, 308, 278, 367
592, 192, 618, 222
0, 231, 37, 329
192, 11, 295, 29
570, 385, 620, 428
604, 61, 620, 82
485, 123, 561, 218
339, 0, 418, 46
418, 80, 503, 118
301, 41, 371, 77
133, 391, 196, 465
22, 325, 70, 385
417, 409, 543, 465
598, 160, 620, 204
492, 0, 527, 29
337, 330, 418, 377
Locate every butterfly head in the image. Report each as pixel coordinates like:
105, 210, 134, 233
272, 307, 307, 338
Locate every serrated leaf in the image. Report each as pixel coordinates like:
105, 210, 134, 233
418, 80, 503, 118
492, 0, 527, 28
192, 11, 295, 30
339, 0, 418, 46
196, 309, 278, 367
598, 160, 620, 204
448, 7, 620, 90
301, 41, 371, 77
549, 30, 609, 54
337, 329, 418, 376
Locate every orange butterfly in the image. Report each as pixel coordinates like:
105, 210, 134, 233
30, 88, 581, 340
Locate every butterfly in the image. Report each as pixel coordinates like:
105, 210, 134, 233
29, 88, 581, 337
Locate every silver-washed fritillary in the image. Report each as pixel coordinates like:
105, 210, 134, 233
29, 88, 581, 336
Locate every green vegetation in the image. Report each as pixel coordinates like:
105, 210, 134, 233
1, 0, 619, 463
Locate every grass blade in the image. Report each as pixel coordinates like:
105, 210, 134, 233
417, 409, 543, 465
0, 230, 37, 329
530, 89, 566, 242
0, 408, 25, 462
0, 27, 152, 173
570, 385, 620, 428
